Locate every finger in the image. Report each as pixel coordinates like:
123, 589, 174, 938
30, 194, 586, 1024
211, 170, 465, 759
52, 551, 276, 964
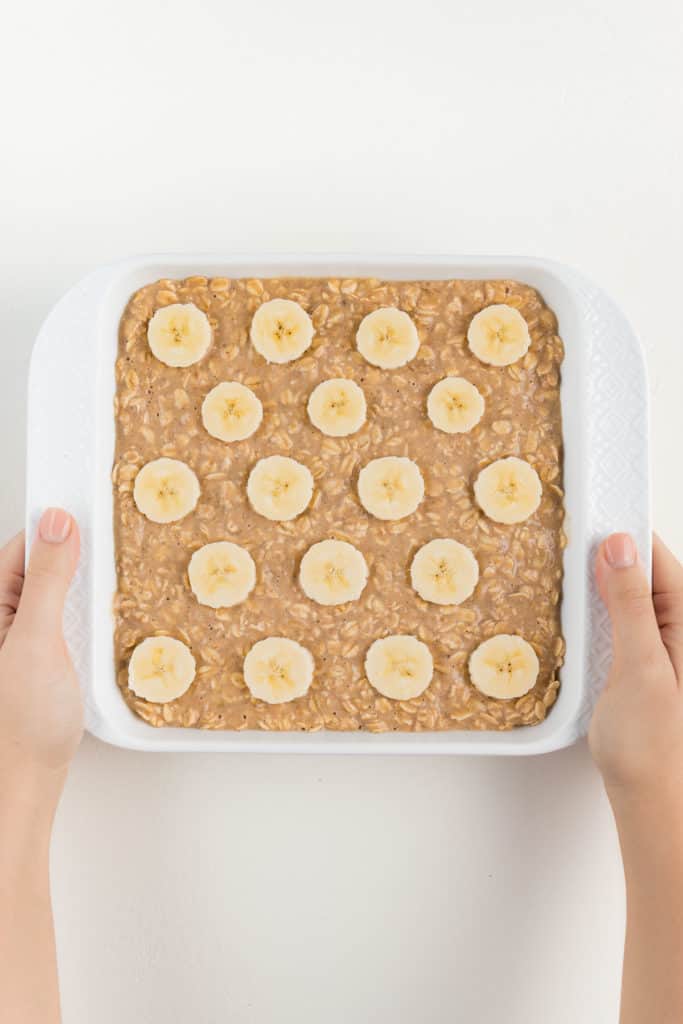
0, 532, 26, 643
0, 532, 26, 608
653, 533, 683, 599
652, 533, 683, 677
14, 509, 80, 636
0, 531, 25, 578
596, 533, 663, 669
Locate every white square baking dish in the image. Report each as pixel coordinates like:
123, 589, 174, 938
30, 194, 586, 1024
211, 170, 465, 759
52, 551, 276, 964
26, 254, 650, 754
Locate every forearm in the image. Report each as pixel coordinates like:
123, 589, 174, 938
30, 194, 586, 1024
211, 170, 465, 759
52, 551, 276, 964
612, 791, 683, 1024
0, 773, 64, 1024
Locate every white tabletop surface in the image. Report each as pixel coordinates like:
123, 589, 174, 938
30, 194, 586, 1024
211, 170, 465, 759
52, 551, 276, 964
2, 1, 682, 1021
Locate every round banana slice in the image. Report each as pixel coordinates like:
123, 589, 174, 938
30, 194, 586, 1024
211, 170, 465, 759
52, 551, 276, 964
147, 303, 212, 367
427, 377, 485, 434
307, 378, 367, 437
188, 541, 256, 609
247, 455, 314, 521
474, 456, 542, 525
299, 539, 369, 606
201, 381, 263, 442
356, 307, 420, 369
128, 636, 196, 703
249, 298, 314, 364
365, 635, 434, 701
357, 456, 424, 521
410, 538, 479, 606
467, 304, 531, 367
243, 637, 314, 704
133, 457, 200, 524
468, 634, 539, 699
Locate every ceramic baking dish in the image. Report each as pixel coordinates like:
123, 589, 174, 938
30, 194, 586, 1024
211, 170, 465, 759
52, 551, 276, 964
26, 254, 650, 754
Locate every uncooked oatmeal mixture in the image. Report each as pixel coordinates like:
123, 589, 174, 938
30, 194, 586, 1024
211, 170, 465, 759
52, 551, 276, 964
113, 275, 565, 732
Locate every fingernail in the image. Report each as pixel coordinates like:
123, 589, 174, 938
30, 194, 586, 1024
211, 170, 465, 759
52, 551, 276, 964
604, 533, 637, 569
39, 507, 72, 544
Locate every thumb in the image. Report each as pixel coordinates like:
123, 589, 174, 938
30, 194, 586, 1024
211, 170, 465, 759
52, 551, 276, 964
15, 508, 80, 636
597, 533, 661, 667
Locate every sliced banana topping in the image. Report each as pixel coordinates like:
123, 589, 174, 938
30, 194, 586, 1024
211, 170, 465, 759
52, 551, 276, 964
188, 541, 256, 609
356, 307, 420, 369
250, 298, 314, 364
243, 637, 314, 704
299, 539, 369, 606
410, 538, 479, 606
247, 455, 314, 522
474, 456, 542, 525
128, 636, 196, 703
467, 304, 531, 367
307, 378, 367, 437
365, 635, 434, 700
427, 377, 485, 434
133, 457, 200, 524
357, 456, 424, 521
202, 381, 263, 442
468, 634, 539, 699
147, 303, 212, 367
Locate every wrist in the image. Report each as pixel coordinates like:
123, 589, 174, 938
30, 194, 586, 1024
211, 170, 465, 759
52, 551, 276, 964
0, 764, 65, 841
607, 776, 683, 820
608, 781, 683, 876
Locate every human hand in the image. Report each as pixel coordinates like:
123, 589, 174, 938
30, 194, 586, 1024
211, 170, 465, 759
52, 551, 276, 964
0, 509, 81, 1024
590, 536, 683, 1022
589, 533, 683, 809
0, 508, 82, 803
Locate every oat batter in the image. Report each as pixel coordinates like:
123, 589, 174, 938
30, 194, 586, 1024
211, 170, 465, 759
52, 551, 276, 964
113, 276, 565, 731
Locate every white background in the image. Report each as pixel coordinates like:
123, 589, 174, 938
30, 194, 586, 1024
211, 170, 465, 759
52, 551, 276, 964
2, 1, 682, 1021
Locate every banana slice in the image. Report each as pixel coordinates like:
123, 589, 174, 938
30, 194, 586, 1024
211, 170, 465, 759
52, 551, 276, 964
427, 377, 485, 434
188, 541, 256, 609
474, 456, 542, 525
307, 378, 367, 437
202, 381, 263, 442
468, 634, 539, 699
128, 636, 196, 703
243, 637, 314, 704
357, 456, 424, 521
133, 457, 200, 524
247, 455, 314, 521
467, 304, 531, 366
356, 307, 420, 369
410, 538, 479, 606
147, 303, 212, 367
250, 298, 314, 364
365, 635, 434, 700
299, 539, 369, 606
